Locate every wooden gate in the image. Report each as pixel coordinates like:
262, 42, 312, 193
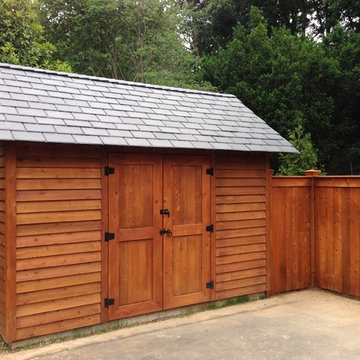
107, 154, 211, 320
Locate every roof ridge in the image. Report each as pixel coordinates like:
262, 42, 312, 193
0, 62, 235, 98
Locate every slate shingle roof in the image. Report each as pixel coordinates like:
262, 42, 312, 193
0, 63, 297, 153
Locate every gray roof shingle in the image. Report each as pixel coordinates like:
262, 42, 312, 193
0, 63, 298, 153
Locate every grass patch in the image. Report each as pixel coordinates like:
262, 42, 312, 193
207, 295, 251, 311
0, 337, 10, 353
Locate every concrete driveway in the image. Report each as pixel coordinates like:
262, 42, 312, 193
4, 289, 360, 360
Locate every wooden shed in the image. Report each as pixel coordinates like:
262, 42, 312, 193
0, 63, 296, 343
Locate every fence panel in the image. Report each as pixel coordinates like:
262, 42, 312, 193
315, 177, 360, 297
270, 177, 311, 295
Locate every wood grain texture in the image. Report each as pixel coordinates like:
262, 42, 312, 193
15, 143, 103, 341
215, 154, 267, 300
163, 155, 211, 309
265, 157, 272, 296
270, 177, 311, 294
0, 143, 5, 338
6, 140, 360, 342
5, 142, 17, 341
315, 178, 360, 297
271, 176, 360, 298
108, 153, 163, 320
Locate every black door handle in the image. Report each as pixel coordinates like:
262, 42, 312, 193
160, 228, 172, 236
160, 209, 170, 217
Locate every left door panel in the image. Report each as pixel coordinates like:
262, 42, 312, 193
108, 153, 163, 320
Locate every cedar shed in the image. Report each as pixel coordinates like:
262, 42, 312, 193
0, 63, 296, 343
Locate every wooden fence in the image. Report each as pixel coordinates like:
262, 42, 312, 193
270, 173, 360, 298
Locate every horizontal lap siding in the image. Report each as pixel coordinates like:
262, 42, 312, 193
0, 144, 5, 337
15, 143, 102, 340
215, 155, 267, 300
315, 178, 360, 297
270, 178, 311, 295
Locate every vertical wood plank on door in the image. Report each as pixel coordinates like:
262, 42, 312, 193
118, 240, 153, 305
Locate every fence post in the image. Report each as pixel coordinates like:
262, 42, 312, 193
304, 169, 321, 287
266, 168, 274, 296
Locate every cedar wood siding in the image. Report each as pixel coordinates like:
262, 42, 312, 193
215, 154, 267, 299
315, 178, 360, 297
270, 177, 311, 295
0, 142, 269, 341
0, 143, 5, 337
15, 143, 103, 340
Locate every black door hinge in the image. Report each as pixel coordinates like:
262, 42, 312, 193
104, 298, 115, 307
104, 232, 115, 242
206, 281, 214, 289
104, 166, 115, 175
206, 224, 214, 232
206, 168, 214, 176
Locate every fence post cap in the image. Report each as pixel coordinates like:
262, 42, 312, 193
304, 169, 321, 176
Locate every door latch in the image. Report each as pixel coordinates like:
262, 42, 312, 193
160, 209, 170, 217
160, 229, 172, 236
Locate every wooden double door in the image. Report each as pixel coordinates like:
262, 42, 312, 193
107, 153, 211, 320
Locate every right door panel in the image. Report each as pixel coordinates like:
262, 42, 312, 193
163, 156, 211, 309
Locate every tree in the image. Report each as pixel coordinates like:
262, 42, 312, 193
310, 0, 360, 37
199, 7, 307, 135
38, 0, 211, 89
178, 0, 314, 56
0, 0, 70, 71
318, 25, 360, 173
278, 123, 318, 175
179, 0, 360, 55
198, 7, 360, 174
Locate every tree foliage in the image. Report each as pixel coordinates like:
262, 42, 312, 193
278, 123, 318, 175
0, 0, 70, 70
179, 0, 360, 55
199, 7, 360, 174
37, 0, 211, 89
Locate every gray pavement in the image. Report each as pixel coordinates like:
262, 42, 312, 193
5, 289, 360, 360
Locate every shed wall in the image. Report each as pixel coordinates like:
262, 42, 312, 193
0, 143, 5, 337
15, 143, 103, 340
5, 143, 270, 342
215, 154, 267, 299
